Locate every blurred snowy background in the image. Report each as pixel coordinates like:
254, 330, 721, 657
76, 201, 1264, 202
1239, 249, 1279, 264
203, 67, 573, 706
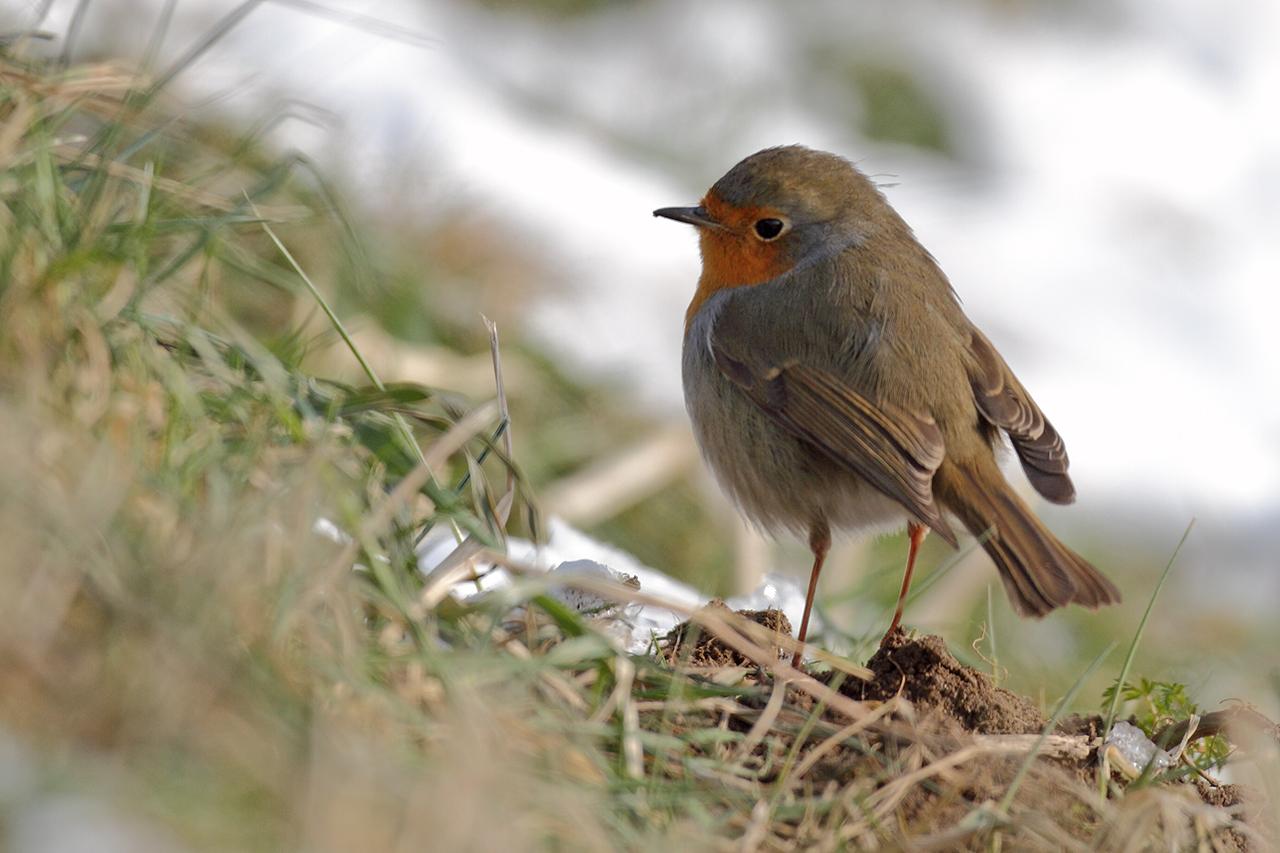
8, 0, 1278, 645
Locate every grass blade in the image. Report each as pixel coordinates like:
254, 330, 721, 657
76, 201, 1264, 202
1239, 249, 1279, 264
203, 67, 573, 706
1102, 519, 1196, 736
999, 640, 1116, 813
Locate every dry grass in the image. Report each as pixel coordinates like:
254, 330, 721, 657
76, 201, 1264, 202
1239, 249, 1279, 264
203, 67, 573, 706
1, 42, 1276, 853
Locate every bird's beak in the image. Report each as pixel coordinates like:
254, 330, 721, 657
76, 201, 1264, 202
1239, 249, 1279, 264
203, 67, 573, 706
653, 205, 723, 230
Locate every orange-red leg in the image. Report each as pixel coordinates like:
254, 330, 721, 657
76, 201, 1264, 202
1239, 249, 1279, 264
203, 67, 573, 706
884, 522, 928, 644
793, 520, 831, 668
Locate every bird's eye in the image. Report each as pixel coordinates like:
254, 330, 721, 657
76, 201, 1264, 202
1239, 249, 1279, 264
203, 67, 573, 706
753, 218, 786, 241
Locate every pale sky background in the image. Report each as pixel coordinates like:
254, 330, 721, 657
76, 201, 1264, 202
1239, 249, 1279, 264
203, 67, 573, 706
13, 0, 1280, 593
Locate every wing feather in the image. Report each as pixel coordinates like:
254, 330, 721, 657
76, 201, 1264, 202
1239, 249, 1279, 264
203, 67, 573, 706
711, 342, 958, 546
968, 329, 1076, 505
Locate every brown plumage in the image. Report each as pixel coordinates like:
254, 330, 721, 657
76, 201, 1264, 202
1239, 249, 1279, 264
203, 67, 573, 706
655, 145, 1120, 662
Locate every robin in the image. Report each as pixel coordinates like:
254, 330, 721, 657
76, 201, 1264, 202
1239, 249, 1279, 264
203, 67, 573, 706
655, 145, 1120, 666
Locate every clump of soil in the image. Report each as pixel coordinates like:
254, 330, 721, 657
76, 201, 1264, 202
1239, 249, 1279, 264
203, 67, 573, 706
849, 627, 1045, 734
662, 601, 791, 668
1196, 781, 1272, 851
1058, 713, 1105, 739
1199, 782, 1250, 811
656, 614, 1267, 848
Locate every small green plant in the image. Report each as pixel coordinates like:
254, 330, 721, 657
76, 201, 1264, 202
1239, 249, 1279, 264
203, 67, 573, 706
1102, 677, 1231, 772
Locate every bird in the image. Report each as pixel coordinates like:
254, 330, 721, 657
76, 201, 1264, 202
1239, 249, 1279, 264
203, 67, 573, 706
654, 145, 1120, 667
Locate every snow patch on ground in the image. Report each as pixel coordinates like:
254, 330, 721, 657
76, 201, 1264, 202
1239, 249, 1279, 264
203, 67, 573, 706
419, 517, 809, 655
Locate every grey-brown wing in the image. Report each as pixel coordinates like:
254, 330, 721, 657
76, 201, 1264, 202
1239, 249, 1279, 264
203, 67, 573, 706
967, 328, 1075, 504
710, 339, 958, 546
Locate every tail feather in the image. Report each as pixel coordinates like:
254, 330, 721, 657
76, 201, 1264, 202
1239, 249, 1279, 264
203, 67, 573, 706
938, 460, 1121, 617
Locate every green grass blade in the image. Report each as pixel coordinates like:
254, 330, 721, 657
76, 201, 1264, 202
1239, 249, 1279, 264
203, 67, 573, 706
1102, 519, 1195, 736
999, 640, 1116, 813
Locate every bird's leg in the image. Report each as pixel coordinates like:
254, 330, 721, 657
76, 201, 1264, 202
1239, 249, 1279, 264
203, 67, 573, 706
884, 522, 928, 644
793, 519, 831, 668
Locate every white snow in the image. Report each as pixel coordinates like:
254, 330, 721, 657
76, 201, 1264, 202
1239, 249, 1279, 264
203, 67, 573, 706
1104, 720, 1176, 777
418, 517, 810, 656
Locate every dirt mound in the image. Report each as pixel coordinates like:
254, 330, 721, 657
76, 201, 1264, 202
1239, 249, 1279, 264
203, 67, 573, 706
850, 627, 1046, 734
661, 600, 792, 668
657, 609, 1267, 848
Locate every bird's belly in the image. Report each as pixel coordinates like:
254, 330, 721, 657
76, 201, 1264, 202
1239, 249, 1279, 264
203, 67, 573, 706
682, 345, 908, 539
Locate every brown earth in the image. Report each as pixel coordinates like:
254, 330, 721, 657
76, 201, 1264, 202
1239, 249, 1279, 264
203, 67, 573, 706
659, 606, 1269, 849
850, 626, 1046, 734
661, 599, 792, 668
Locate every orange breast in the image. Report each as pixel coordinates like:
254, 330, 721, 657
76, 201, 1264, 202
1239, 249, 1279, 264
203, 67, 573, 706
684, 194, 793, 328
